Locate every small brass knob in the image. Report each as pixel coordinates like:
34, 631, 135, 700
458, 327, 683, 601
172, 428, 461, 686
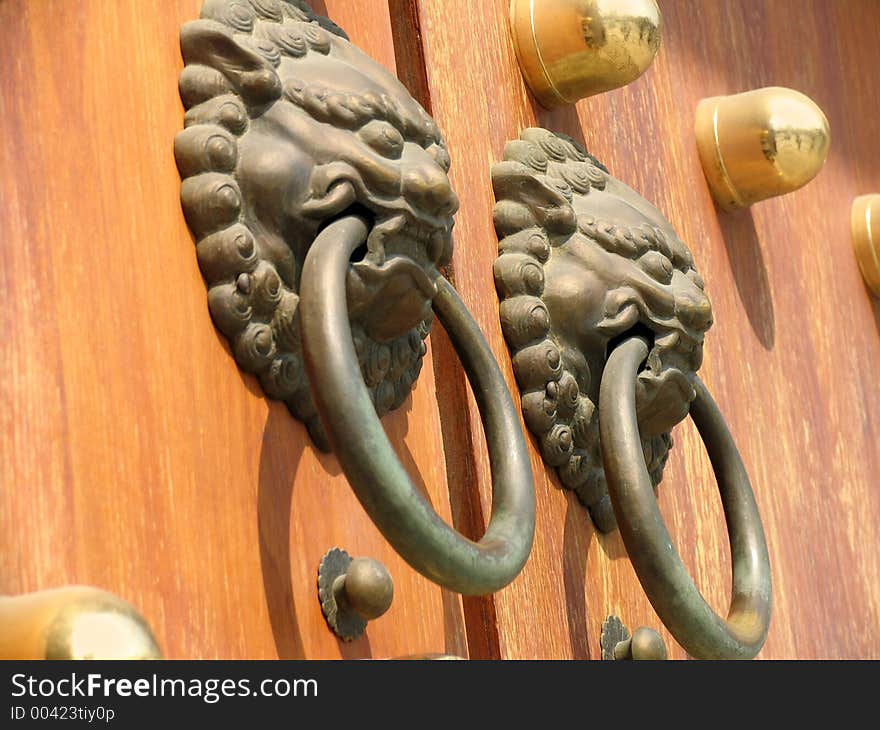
851, 194, 880, 298
510, 0, 662, 108
613, 627, 668, 661
695, 86, 830, 210
334, 558, 394, 621
0, 587, 162, 660
318, 548, 394, 641
601, 615, 667, 660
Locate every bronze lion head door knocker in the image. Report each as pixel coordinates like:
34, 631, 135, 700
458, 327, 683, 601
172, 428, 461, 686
493, 129, 772, 659
174, 0, 535, 601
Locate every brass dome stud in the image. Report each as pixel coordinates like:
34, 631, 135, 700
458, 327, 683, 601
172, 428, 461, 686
695, 87, 830, 210
851, 194, 880, 298
510, 0, 662, 108
0, 587, 162, 660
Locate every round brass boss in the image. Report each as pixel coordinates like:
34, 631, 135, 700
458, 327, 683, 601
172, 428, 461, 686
695, 87, 830, 210
851, 194, 880, 298
510, 0, 662, 108
0, 587, 162, 660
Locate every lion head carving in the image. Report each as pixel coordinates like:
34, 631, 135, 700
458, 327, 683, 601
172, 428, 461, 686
175, 0, 458, 448
493, 128, 713, 531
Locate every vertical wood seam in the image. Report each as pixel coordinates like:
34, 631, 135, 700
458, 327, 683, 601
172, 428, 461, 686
388, 0, 502, 659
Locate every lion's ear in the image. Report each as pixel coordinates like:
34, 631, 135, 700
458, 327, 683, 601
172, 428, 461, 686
492, 161, 576, 236
179, 20, 281, 108
492, 161, 566, 207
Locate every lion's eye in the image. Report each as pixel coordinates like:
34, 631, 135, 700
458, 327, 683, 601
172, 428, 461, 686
426, 143, 451, 172
359, 120, 405, 159
639, 250, 674, 284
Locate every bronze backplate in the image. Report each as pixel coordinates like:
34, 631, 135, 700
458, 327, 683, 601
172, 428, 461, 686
175, 0, 458, 449
492, 128, 713, 531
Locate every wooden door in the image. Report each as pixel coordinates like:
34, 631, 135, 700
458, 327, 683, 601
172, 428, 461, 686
2, 0, 879, 660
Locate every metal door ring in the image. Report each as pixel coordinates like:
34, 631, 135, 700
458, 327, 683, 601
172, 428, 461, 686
300, 216, 536, 596
599, 336, 772, 659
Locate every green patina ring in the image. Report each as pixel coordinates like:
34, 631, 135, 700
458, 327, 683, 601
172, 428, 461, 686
300, 216, 535, 596
599, 336, 772, 659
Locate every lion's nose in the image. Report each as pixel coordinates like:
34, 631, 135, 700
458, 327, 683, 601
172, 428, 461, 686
675, 289, 713, 332
401, 163, 459, 217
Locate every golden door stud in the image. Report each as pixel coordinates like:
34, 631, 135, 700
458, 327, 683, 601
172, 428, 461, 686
851, 194, 880, 298
510, 0, 662, 108
0, 587, 162, 660
695, 87, 831, 210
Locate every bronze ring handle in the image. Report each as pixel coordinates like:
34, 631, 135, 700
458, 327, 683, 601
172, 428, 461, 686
599, 336, 772, 659
300, 216, 536, 596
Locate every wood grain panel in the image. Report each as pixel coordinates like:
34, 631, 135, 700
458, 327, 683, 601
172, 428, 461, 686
0, 0, 467, 659
410, 0, 880, 658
